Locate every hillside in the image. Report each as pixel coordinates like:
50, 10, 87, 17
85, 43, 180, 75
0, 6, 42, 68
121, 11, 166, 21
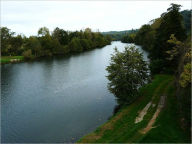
103, 10, 191, 41
101, 29, 138, 40
78, 75, 190, 143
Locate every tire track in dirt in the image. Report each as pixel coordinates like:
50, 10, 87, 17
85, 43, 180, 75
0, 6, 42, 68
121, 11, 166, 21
134, 79, 170, 124
140, 82, 173, 134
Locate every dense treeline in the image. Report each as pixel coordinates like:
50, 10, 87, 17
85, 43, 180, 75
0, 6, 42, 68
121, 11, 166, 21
180, 10, 192, 34
121, 9, 191, 45
102, 29, 138, 41
121, 3, 191, 134
1, 27, 112, 59
121, 4, 191, 75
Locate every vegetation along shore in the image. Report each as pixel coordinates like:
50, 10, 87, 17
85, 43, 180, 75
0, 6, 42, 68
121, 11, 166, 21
78, 3, 191, 143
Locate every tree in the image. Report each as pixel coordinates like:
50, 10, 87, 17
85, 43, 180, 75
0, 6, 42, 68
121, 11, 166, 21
122, 33, 136, 43
166, 34, 191, 88
38, 27, 50, 37
52, 27, 69, 45
80, 39, 91, 50
84, 28, 93, 40
22, 49, 33, 59
1, 27, 15, 55
25, 36, 42, 56
68, 38, 83, 53
1, 26, 111, 57
180, 10, 191, 34
92, 32, 106, 47
9, 35, 23, 55
150, 3, 186, 74
179, 63, 191, 88
135, 24, 152, 45
106, 46, 149, 104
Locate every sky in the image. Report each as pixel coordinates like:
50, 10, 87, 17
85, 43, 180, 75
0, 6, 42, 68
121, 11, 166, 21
1, 0, 191, 36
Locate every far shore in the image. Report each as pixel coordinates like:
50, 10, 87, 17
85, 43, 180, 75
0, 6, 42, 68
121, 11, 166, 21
1, 56, 24, 64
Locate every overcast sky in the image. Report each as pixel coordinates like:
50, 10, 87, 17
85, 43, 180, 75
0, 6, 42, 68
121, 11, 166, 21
1, 0, 191, 36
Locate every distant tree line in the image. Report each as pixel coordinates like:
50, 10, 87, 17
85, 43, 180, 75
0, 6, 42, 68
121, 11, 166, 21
1, 27, 112, 59
102, 29, 138, 41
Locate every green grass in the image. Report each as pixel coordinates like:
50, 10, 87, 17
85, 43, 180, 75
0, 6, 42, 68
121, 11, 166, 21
1, 56, 24, 64
78, 74, 189, 143
140, 84, 189, 143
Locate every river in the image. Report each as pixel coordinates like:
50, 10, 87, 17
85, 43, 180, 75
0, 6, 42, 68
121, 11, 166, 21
1, 41, 148, 143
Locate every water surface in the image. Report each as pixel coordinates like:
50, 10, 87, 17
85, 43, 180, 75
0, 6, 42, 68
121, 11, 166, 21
1, 41, 148, 143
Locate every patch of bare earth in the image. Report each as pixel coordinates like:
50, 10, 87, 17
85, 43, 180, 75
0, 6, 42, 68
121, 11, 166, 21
140, 95, 166, 134
135, 101, 152, 124
135, 81, 166, 124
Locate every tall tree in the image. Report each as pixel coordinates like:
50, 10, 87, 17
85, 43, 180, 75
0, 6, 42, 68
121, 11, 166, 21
106, 46, 149, 104
1, 27, 15, 55
52, 27, 69, 45
38, 27, 50, 37
150, 3, 186, 74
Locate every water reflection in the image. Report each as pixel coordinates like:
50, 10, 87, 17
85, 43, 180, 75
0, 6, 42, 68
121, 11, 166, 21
1, 41, 148, 143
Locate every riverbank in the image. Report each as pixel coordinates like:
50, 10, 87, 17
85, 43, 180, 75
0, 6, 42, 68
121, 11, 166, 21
1, 42, 111, 65
78, 74, 190, 143
2, 41, 132, 143
1, 56, 24, 64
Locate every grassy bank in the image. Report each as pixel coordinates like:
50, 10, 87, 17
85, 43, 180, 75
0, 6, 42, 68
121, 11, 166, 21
78, 75, 189, 143
1, 56, 24, 64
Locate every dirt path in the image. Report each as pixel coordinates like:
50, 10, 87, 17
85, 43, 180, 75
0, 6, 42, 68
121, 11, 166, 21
140, 82, 172, 134
135, 79, 167, 124
140, 95, 166, 134
135, 101, 152, 123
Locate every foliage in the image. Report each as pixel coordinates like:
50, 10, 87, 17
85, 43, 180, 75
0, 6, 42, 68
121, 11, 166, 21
121, 5, 190, 75
38, 27, 50, 36
180, 10, 191, 34
24, 36, 42, 56
166, 34, 183, 60
52, 27, 69, 45
80, 39, 91, 50
22, 49, 33, 59
102, 29, 138, 41
166, 34, 191, 87
149, 59, 165, 74
150, 4, 186, 73
179, 63, 191, 88
166, 34, 187, 70
1, 27, 112, 58
166, 33, 191, 133
121, 33, 136, 43
106, 46, 149, 104
1, 27, 15, 55
134, 25, 155, 51
68, 37, 83, 53
79, 75, 189, 143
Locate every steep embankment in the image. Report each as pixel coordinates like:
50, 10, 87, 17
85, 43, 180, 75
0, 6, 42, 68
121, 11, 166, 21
78, 75, 189, 143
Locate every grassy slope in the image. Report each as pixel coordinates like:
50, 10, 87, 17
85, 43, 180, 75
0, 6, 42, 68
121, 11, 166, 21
0, 56, 24, 64
78, 75, 189, 143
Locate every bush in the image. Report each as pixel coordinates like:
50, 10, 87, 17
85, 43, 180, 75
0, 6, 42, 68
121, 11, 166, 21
22, 49, 33, 59
106, 46, 149, 104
